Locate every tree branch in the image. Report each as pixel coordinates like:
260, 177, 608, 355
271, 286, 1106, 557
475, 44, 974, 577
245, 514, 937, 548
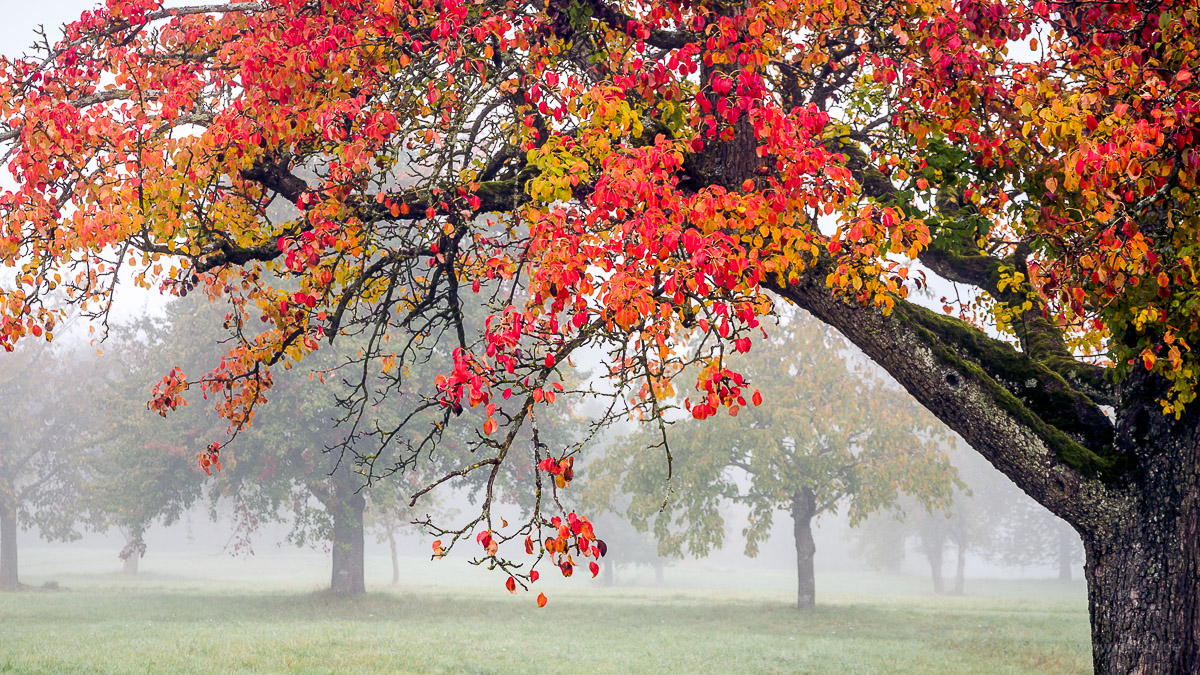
765, 272, 1130, 535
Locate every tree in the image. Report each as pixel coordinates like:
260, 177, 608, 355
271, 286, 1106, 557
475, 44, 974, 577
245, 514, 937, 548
992, 488, 1085, 583
0, 1, 1198, 669
82, 314, 211, 573
855, 442, 1084, 592
0, 342, 93, 586
151, 298, 381, 595
591, 309, 958, 608
366, 472, 456, 586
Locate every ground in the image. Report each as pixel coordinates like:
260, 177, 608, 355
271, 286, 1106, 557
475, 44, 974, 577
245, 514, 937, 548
0, 548, 1090, 674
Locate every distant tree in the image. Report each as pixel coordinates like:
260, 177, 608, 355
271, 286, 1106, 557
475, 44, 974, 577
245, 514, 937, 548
991, 492, 1084, 583
583, 506, 672, 587
853, 440, 1080, 593
592, 310, 959, 608
0, 342, 94, 587
82, 312, 212, 573
365, 473, 456, 586
202, 353, 379, 595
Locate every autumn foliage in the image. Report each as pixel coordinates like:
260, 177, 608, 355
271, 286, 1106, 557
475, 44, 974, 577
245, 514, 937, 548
1, 0, 1199, 641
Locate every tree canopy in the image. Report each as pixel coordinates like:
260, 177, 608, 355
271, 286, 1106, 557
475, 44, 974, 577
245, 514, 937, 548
0, 0, 1198, 670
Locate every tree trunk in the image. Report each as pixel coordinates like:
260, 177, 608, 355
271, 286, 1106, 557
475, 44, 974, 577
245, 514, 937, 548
602, 559, 614, 587
0, 501, 17, 588
791, 488, 817, 609
119, 527, 143, 575
653, 560, 664, 585
1057, 530, 1073, 582
387, 529, 399, 586
921, 529, 945, 594
329, 484, 366, 595
953, 539, 966, 596
1082, 477, 1200, 672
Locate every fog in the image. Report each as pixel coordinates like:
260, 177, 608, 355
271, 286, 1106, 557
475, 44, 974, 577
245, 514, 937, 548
0, 5, 1091, 673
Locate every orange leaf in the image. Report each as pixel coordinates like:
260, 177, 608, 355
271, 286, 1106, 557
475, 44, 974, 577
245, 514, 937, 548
536, 592, 547, 608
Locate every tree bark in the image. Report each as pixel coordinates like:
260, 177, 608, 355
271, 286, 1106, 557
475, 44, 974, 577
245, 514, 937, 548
1081, 448, 1200, 673
329, 483, 366, 595
791, 488, 817, 609
0, 500, 17, 588
387, 529, 399, 586
653, 560, 664, 585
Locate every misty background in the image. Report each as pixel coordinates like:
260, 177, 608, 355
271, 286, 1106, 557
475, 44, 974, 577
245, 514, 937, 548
2, 0, 1082, 614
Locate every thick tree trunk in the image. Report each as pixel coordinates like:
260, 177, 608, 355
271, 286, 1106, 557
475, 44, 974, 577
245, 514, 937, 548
0, 501, 17, 587
1057, 530, 1073, 583
653, 561, 664, 585
791, 488, 817, 609
329, 485, 366, 595
123, 552, 139, 575
387, 529, 399, 586
1082, 477, 1199, 672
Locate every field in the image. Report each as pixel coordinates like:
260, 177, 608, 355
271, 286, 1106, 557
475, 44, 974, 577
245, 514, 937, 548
0, 548, 1091, 674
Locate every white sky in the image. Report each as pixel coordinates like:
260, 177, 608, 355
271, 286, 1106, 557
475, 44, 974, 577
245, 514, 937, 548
0, 2, 98, 58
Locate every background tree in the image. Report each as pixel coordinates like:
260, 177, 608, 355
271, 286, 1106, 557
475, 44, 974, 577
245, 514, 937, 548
82, 313, 211, 573
0, 342, 93, 587
991, 490, 1085, 583
591, 310, 959, 608
1, 1, 1199, 668
853, 443, 1084, 591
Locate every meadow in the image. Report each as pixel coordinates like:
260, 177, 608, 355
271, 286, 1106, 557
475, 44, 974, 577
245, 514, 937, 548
0, 548, 1091, 674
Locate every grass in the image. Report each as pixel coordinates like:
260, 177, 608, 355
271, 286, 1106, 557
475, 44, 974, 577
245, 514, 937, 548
0, 548, 1092, 674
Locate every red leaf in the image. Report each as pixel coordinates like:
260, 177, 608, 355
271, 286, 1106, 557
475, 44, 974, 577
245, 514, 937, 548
536, 592, 548, 608
589, 561, 599, 578
506, 576, 517, 594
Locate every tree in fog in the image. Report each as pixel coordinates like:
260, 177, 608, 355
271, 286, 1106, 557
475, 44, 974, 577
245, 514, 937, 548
83, 312, 212, 573
592, 310, 959, 608
0, 342, 93, 587
991, 489, 1084, 583
853, 442, 1083, 591
579, 502, 672, 586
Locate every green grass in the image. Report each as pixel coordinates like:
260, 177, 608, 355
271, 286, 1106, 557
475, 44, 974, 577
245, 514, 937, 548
0, 549, 1091, 674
